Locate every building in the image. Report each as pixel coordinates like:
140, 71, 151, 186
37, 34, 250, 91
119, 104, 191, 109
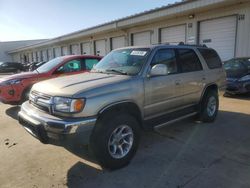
0, 40, 47, 62
8, 0, 250, 63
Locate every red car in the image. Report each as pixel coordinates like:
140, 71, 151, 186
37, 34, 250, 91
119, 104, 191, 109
0, 55, 102, 105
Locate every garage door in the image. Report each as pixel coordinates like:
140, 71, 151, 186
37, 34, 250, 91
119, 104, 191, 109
199, 16, 237, 61
32, 52, 37, 62
53, 47, 61, 57
42, 50, 47, 61
161, 25, 186, 44
111, 36, 126, 50
133, 31, 151, 46
48, 49, 53, 60
71, 44, 80, 55
37, 51, 42, 62
95, 39, 106, 56
81, 42, 91, 55
62, 46, 68, 56
28, 53, 32, 62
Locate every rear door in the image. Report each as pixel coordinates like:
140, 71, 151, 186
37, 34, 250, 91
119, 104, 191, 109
176, 48, 205, 106
144, 48, 182, 119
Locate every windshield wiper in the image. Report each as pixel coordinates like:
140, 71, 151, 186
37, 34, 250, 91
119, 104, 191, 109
105, 69, 128, 75
91, 69, 106, 74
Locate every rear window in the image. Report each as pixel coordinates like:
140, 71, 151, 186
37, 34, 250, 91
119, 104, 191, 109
198, 48, 222, 69
177, 49, 203, 73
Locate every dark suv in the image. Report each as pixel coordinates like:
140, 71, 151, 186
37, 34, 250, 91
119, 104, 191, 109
0, 62, 24, 73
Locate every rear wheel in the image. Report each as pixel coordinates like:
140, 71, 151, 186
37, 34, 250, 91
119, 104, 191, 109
90, 113, 140, 170
198, 90, 219, 122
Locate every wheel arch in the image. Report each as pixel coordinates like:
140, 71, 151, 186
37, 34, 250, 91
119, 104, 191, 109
200, 83, 218, 104
98, 101, 143, 128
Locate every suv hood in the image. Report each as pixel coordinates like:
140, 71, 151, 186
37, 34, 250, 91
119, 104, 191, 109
0, 71, 38, 82
32, 72, 131, 97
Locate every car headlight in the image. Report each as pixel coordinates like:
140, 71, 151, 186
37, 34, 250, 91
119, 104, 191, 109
53, 97, 85, 113
0, 79, 21, 86
238, 75, 250, 82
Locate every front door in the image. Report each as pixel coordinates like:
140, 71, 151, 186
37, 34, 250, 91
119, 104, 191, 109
144, 48, 182, 119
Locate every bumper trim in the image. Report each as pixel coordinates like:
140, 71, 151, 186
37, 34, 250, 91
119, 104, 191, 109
18, 101, 97, 144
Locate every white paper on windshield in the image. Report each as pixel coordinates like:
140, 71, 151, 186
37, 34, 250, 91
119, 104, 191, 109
130, 51, 147, 56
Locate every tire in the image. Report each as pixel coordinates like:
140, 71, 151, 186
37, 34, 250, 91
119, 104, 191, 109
198, 90, 219, 122
90, 113, 140, 170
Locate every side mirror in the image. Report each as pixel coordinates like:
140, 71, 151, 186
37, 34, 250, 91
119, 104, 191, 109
149, 64, 168, 77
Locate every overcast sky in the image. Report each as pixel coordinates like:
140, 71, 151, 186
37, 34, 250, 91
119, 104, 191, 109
0, 0, 179, 41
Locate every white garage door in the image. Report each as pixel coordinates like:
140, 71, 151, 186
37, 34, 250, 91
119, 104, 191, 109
161, 25, 186, 44
95, 39, 106, 56
32, 52, 37, 62
28, 53, 32, 62
53, 47, 61, 57
133, 31, 151, 46
37, 51, 42, 62
42, 50, 47, 61
71, 44, 80, 55
111, 36, 126, 50
61, 46, 68, 56
199, 16, 237, 61
81, 42, 91, 55
48, 49, 53, 60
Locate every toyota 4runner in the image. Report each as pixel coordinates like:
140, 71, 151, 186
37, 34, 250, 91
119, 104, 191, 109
18, 44, 226, 169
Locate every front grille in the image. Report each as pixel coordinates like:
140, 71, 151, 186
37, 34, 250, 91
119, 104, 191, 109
29, 91, 52, 113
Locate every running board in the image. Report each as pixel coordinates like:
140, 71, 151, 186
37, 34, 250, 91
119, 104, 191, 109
154, 112, 197, 130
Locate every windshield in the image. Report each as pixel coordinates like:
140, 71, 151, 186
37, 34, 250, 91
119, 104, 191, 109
92, 48, 150, 75
223, 58, 248, 71
36, 57, 63, 73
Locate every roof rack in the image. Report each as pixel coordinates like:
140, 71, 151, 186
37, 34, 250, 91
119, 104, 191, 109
178, 42, 207, 48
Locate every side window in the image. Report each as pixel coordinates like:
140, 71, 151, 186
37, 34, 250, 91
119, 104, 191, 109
57, 59, 81, 73
178, 49, 203, 73
84, 59, 100, 70
198, 48, 222, 69
151, 49, 178, 74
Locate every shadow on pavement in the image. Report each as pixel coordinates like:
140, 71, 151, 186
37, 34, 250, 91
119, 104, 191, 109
223, 93, 250, 100
5, 106, 20, 120
65, 110, 250, 188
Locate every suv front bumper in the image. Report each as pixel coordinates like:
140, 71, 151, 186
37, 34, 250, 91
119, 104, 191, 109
18, 101, 97, 145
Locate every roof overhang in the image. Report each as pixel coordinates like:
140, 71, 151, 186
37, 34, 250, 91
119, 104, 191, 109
8, 0, 244, 54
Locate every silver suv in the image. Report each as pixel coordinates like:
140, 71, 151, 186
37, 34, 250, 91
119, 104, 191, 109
18, 44, 226, 169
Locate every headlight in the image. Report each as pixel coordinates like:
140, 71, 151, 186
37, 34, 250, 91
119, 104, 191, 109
53, 97, 85, 113
0, 79, 21, 86
238, 75, 250, 82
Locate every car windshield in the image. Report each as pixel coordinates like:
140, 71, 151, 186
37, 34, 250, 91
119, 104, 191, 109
223, 58, 249, 70
36, 57, 63, 73
92, 48, 150, 75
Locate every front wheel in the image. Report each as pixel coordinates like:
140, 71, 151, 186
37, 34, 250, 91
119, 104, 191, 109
198, 90, 219, 122
90, 113, 140, 170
